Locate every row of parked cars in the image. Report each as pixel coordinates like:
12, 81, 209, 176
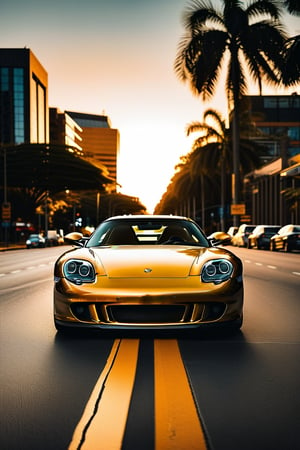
227, 224, 300, 252
26, 233, 64, 248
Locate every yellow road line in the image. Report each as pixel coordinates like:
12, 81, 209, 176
154, 339, 208, 450
69, 338, 139, 450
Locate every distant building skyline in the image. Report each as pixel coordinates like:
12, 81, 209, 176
66, 111, 120, 191
0, 48, 119, 190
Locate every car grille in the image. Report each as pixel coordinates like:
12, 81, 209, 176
106, 305, 186, 323
70, 302, 226, 325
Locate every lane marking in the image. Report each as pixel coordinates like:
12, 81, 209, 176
0, 261, 53, 277
0, 277, 52, 294
154, 339, 208, 450
69, 339, 139, 450
242, 259, 300, 276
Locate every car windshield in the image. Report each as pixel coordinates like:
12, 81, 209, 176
264, 227, 280, 233
87, 218, 209, 247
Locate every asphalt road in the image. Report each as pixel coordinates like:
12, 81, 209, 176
0, 246, 299, 450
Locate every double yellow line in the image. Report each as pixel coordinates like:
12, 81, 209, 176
69, 339, 209, 450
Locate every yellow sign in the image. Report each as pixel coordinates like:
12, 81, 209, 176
231, 204, 246, 215
2, 202, 11, 220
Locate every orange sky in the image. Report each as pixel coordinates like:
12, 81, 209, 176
1, 0, 299, 212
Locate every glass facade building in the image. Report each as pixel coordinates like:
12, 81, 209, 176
0, 48, 48, 145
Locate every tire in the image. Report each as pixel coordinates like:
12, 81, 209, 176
284, 241, 291, 252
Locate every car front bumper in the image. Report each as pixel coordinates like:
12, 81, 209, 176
54, 276, 243, 330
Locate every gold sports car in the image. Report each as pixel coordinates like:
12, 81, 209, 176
54, 215, 243, 332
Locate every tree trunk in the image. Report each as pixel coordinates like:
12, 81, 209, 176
231, 47, 241, 227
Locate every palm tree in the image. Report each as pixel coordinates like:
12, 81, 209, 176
284, 0, 300, 14
175, 0, 287, 224
186, 110, 229, 229
282, 0, 300, 85
186, 108, 264, 228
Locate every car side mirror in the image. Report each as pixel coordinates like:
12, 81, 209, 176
64, 232, 86, 247
208, 231, 232, 246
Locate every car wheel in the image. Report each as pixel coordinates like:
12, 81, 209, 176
247, 241, 251, 249
284, 241, 290, 252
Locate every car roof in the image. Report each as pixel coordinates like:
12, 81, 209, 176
253, 225, 280, 229
104, 215, 192, 222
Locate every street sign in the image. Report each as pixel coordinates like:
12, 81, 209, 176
241, 215, 252, 223
2, 202, 11, 220
230, 203, 246, 215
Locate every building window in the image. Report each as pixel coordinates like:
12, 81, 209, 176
13, 68, 25, 144
288, 127, 300, 141
264, 98, 277, 108
0, 68, 11, 143
0, 68, 9, 91
30, 74, 46, 143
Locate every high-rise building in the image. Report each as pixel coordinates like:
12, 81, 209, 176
66, 111, 120, 191
49, 107, 83, 154
0, 48, 48, 145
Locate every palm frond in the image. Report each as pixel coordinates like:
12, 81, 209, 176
184, 0, 224, 31
247, 0, 283, 21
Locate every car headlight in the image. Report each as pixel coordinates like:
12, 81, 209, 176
201, 259, 233, 284
63, 259, 95, 285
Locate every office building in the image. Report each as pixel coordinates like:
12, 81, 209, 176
244, 94, 300, 164
49, 107, 83, 154
66, 111, 119, 191
243, 94, 300, 225
0, 48, 48, 145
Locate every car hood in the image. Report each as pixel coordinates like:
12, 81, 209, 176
81, 245, 229, 278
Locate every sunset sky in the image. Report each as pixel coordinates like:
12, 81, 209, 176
1, 0, 299, 212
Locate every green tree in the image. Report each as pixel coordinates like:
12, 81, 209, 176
174, 0, 287, 224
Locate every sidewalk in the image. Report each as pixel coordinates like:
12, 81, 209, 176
0, 243, 25, 251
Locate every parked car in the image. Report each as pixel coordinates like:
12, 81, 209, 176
26, 234, 46, 249
54, 215, 244, 333
247, 225, 281, 250
231, 224, 256, 247
227, 226, 238, 238
270, 224, 300, 252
